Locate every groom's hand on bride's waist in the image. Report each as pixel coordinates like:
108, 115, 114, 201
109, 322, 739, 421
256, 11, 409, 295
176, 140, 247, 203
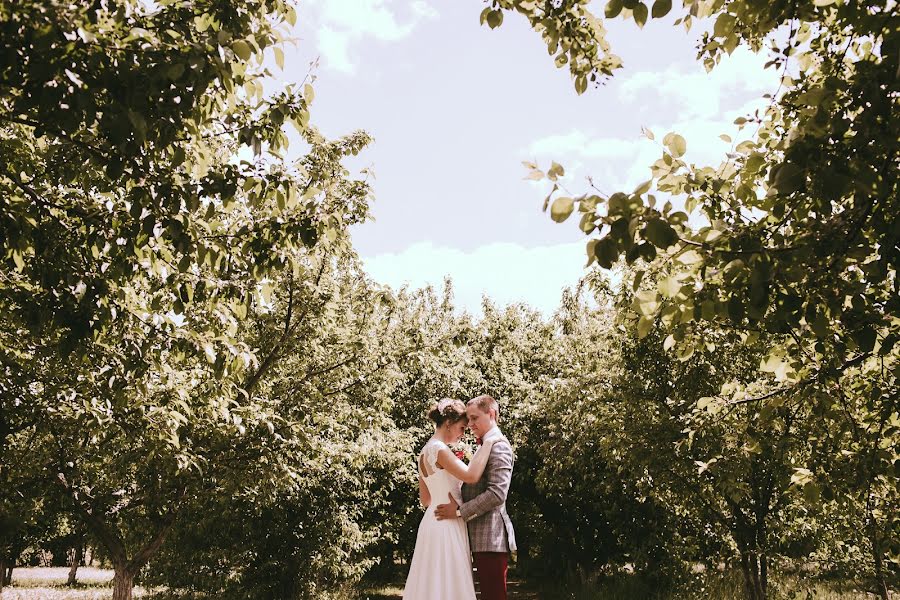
434, 493, 460, 521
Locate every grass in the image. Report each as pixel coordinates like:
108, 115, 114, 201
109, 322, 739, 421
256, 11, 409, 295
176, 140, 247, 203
2, 567, 885, 599
2, 567, 152, 599
531, 569, 881, 600
353, 585, 403, 599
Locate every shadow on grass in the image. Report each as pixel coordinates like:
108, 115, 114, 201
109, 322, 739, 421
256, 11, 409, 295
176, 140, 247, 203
354, 586, 403, 600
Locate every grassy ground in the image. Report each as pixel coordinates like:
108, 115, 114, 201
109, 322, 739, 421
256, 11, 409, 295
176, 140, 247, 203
3, 567, 884, 599
525, 570, 879, 600
356, 571, 881, 600
1, 567, 152, 599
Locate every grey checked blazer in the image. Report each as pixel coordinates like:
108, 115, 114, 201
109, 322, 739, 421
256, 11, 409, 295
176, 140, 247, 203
459, 435, 517, 553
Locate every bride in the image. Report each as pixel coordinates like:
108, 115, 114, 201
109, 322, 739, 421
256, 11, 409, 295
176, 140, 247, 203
402, 398, 497, 600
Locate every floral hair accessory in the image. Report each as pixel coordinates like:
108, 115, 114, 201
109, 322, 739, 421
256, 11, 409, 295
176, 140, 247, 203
437, 398, 453, 412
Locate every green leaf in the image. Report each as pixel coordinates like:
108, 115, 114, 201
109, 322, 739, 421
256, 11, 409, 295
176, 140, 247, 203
791, 467, 813, 487
698, 396, 723, 414
274, 47, 285, 70
676, 249, 702, 264
166, 62, 185, 80
699, 228, 723, 243
637, 315, 654, 338
127, 110, 147, 141
852, 326, 876, 353
665, 133, 687, 157
486, 10, 503, 29
605, 0, 624, 18
594, 236, 619, 268
634, 290, 660, 316
663, 334, 676, 351
550, 197, 575, 223
633, 3, 649, 27
633, 180, 652, 195
607, 192, 628, 216
772, 162, 805, 194
658, 275, 681, 298
676, 344, 695, 362
713, 13, 736, 37
542, 183, 558, 211
735, 140, 756, 154
644, 218, 678, 248
232, 40, 253, 61
803, 482, 821, 504
632, 269, 645, 291
106, 158, 124, 180
547, 161, 565, 180
585, 239, 599, 266
651, 0, 672, 18
579, 212, 596, 234
575, 75, 588, 95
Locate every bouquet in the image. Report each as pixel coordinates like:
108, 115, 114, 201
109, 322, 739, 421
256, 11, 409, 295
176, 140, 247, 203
450, 443, 473, 463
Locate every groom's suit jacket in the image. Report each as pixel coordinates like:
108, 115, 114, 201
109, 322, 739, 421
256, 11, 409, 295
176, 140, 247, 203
459, 429, 517, 554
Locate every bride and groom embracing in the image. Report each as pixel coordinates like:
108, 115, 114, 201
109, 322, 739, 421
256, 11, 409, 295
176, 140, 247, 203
402, 394, 517, 600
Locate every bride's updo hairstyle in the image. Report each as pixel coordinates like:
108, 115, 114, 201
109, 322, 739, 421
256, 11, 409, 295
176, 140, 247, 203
427, 398, 468, 427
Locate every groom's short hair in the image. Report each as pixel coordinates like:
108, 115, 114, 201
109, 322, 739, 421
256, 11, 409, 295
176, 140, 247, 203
468, 394, 499, 419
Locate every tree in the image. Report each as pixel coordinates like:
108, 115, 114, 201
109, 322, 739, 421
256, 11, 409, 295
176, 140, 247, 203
508, 0, 897, 388
1, 2, 373, 599
485, 0, 898, 595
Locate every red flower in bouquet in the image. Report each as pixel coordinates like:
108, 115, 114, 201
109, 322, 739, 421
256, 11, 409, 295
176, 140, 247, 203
450, 443, 473, 462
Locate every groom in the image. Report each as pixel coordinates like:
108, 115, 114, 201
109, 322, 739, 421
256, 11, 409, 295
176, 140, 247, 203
435, 394, 516, 600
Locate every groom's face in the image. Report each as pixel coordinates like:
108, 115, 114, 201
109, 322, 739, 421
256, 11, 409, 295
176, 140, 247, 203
466, 405, 493, 438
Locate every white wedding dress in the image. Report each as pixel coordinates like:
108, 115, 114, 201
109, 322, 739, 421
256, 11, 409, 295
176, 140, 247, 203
402, 438, 477, 600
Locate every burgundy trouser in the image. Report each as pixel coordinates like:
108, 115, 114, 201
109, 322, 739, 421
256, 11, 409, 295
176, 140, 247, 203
473, 552, 508, 600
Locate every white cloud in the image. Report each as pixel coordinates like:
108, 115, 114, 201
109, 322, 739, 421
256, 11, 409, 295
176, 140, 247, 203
528, 130, 644, 160
410, 0, 439, 19
307, 0, 439, 73
524, 47, 779, 193
320, 0, 413, 41
620, 47, 777, 120
527, 129, 655, 192
318, 26, 354, 73
363, 241, 592, 315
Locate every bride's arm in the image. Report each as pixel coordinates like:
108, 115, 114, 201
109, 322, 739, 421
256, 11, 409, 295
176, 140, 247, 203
435, 440, 496, 484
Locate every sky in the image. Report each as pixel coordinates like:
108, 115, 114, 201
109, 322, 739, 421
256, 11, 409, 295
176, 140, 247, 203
274, 0, 780, 315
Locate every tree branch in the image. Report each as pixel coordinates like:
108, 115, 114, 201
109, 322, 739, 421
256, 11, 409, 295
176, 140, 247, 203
243, 253, 329, 394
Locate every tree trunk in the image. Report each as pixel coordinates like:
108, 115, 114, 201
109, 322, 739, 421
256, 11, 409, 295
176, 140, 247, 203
739, 550, 767, 600
5, 564, 12, 587
760, 554, 768, 597
111, 564, 135, 600
0, 557, 6, 593
67, 541, 84, 586
869, 517, 889, 600
740, 551, 754, 600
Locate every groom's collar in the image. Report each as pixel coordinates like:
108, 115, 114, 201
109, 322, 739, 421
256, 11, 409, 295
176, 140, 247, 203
482, 425, 501, 442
